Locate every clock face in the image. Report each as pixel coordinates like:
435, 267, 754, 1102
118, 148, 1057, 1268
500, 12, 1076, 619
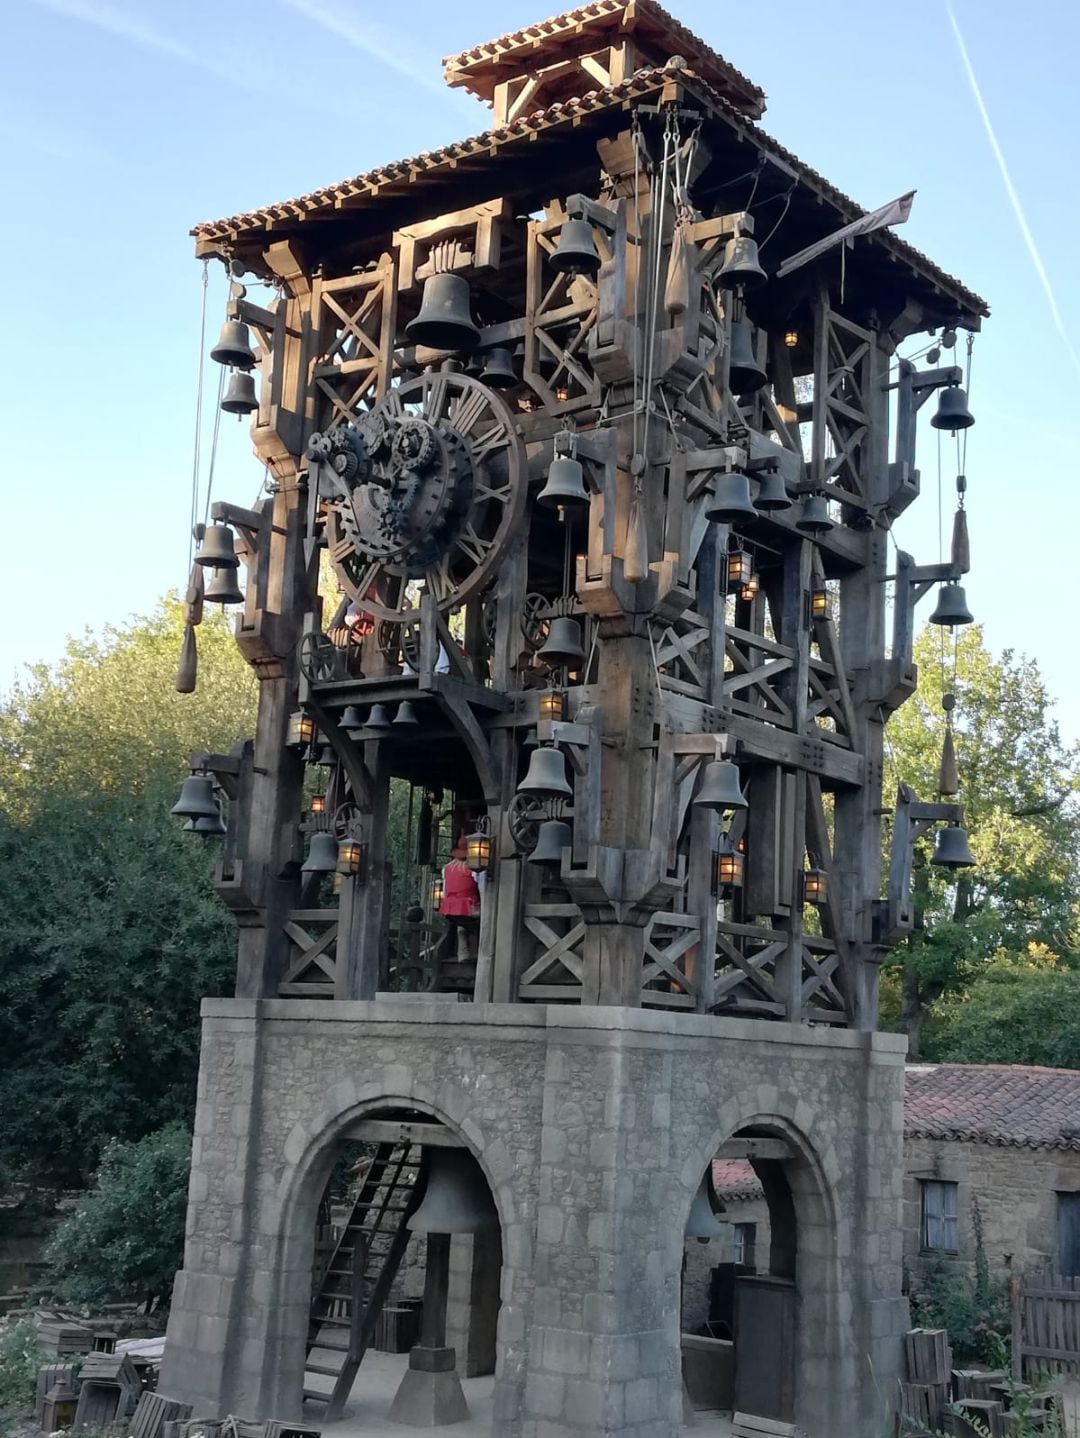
320, 370, 526, 623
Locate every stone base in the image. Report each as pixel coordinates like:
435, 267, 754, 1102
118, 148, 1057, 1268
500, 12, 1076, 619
388, 1346, 469, 1426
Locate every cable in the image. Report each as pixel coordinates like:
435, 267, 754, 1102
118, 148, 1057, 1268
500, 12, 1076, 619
202, 365, 227, 527
188, 260, 210, 566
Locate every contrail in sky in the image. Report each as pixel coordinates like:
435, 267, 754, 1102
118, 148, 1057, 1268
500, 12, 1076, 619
280, 0, 449, 100
946, 2, 1080, 381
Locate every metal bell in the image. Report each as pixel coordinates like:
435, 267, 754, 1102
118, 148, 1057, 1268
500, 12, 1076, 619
192, 806, 227, 838
717, 235, 767, 291
538, 455, 589, 508
393, 701, 419, 726
210, 318, 256, 369
929, 583, 973, 627
479, 347, 517, 389
795, 493, 834, 534
408, 1148, 498, 1236
693, 760, 747, 813
222, 371, 258, 415
405, 273, 480, 353
517, 745, 573, 800
528, 819, 573, 866
550, 217, 601, 278
340, 704, 365, 734
302, 832, 340, 874
195, 523, 240, 568
753, 463, 792, 512
727, 321, 768, 393
171, 774, 219, 819
931, 385, 974, 432
204, 567, 244, 606
685, 1174, 726, 1240
537, 616, 585, 667
932, 823, 976, 869
364, 703, 392, 729
706, 469, 757, 524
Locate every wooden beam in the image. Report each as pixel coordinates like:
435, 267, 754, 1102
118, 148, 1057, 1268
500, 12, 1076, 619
716, 1137, 793, 1162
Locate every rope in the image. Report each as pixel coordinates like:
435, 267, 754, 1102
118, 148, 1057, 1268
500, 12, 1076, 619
188, 260, 210, 565
202, 364, 227, 526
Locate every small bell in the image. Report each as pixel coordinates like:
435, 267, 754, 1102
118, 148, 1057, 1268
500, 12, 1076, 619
171, 774, 219, 819
753, 463, 792, 512
517, 745, 573, 799
393, 701, 420, 726
795, 494, 834, 534
727, 321, 768, 393
928, 583, 973, 627
195, 523, 240, 569
210, 318, 256, 369
204, 568, 244, 605
302, 832, 340, 874
192, 806, 228, 838
706, 469, 757, 524
931, 385, 974, 431
340, 704, 365, 734
528, 819, 573, 866
538, 455, 589, 508
685, 1174, 726, 1240
932, 823, 976, 869
479, 347, 517, 389
222, 371, 258, 415
537, 617, 585, 668
365, 703, 392, 729
717, 235, 767, 291
406, 273, 480, 353
550, 217, 600, 278
693, 760, 747, 813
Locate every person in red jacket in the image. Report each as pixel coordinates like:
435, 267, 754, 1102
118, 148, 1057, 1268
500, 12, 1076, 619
439, 841, 480, 961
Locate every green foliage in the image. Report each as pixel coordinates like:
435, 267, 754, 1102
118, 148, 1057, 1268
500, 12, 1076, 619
923, 953, 1080, 1066
908, 1257, 1011, 1364
0, 1318, 46, 1428
41, 1123, 191, 1308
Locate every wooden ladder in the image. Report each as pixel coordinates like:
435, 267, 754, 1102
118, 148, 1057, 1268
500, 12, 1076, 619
303, 1141, 423, 1421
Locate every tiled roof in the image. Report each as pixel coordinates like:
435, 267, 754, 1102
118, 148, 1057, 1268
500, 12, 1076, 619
711, 1158, 762, 1203
905, 1064, 1080, 1151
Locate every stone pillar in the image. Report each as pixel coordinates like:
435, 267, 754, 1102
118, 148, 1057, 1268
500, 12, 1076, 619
445, 1231, 501, 1377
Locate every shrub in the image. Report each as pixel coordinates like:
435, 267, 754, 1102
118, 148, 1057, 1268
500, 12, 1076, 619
0, 1318, 45, 1428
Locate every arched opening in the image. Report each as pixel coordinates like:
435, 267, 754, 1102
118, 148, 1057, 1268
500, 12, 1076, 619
297, 1104, 504, 1430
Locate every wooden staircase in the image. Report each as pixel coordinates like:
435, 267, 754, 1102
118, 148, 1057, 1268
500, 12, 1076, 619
303, 1141, 424, 1421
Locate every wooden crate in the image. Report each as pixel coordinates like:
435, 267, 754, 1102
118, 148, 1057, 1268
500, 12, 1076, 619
905, 1328, 952, 1385
732, 1414, 807, 1438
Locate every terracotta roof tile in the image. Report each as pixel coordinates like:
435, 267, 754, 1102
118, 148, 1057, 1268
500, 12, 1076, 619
904, 1063, 1080, 1151
711, 1158, 763, 1202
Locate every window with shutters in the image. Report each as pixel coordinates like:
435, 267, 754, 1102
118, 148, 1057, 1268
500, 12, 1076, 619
920, 1179, 959, 1253
732, 1222, 757, 1268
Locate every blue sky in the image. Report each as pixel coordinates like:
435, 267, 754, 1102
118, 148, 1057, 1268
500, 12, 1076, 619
2, 0, 1078, 743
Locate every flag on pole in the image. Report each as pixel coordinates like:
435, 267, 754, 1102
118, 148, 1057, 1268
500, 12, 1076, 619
775, 190, 916, 280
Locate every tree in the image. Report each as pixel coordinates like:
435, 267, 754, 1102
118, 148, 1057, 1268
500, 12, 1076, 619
923, 949, 1080, 1068
883, 626, 1080, 1055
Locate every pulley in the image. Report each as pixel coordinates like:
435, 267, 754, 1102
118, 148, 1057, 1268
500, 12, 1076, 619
517, 745, 573, 800
407, 1148, 499, 1236
693, 760, 747, 813
221, 371, 258, 415
549, 217, 600, 278
706, 469, 757, 525
528, 819, 573, 866
537, 616, 585, 668
931, 385, 974, 432
753, 463, 792, 512
392, 701, 419, 726
538, 455, 589, 509
405, 273, 480, 353
195, 523, 240, 569
171, 774, 219, 820
685, 1174, 726, 1241
301, 832, 339, 874
479, 347, 517, 389
932, 823, 976, 870
364, 703, 392, 729
928, 583, 973, 627
716, 235, 767, 291
210, 318, 256, 369
204, 567, 244, 606
727, 321, 768, 393
795, 494, 833, 534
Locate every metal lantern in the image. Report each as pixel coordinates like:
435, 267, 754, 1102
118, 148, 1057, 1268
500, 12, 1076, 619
195, 523, 240, 569
803, 867, 828, 905
337, 837, 365, 878
222, 371, 258, 415
810, 588, 831, 621
550, 217, 601, 278
430, 871, 445, 906
726, 549, 752, 591
932, 823, 976, 869
739, 573, 760, 602
310, 795, 326, 816
406, 272, 480, 352
707, 470, 757, 524
538, 690, 566, 723
302, 832, 339, 874
517, 744, 573, 799
931, 385, 974, 431
715, 842, 745, 891
171, 774, 219, 819
784, 329, 799, 348
210, 317, 256, 369
538, 454, 589, 508
528, 819, 573, 866
286, 711, 315, 750
694, 760, 748, 813
465, 824, 493, 872
928, 583, 974, 627
716, 235, 767, 291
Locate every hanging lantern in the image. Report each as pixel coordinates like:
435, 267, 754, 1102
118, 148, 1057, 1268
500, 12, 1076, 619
810, 588, 831, 621
210, 318, 256, 369
715, 842, 745, 892
310, 795, 326, 816
430, 870, 445, 906
465, 824, 493, 872
337, 837, 365, 878
739, 573, 760, 602
301, 832, 339, 874
693, 760, 748, 814
727, 549, 752, 590
287, 711, 315, 750
555, 383, 571, 403
933, 823, 976, 869
784, 329, 799, 348
803, 867, 828, 905
538, 691, 566, 723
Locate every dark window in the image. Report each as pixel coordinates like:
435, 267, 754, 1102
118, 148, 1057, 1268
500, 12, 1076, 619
920, 1180, 959, 1252
733, 1221, 757, 1268
1058, 1193, 1080, 1276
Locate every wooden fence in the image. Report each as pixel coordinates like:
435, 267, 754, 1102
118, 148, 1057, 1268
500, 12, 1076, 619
1012, 1272, 1080, 1379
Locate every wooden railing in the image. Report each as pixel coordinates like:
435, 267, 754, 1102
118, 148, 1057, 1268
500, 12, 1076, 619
1012, 1272, 1080, 1379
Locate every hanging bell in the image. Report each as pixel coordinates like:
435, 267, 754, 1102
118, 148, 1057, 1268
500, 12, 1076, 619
795, 493, 834, 534
340, 704, 365, 734
210, 318, 256, 369
717, 235, 767, 291
195, 523, 240, 568
538, 455, 589, 508
932, 823, 976, 870
528, 819, 573, 866
550, 217, 601, 278
408, 1148, 499, 1235
302, 832, 340, 874
685, 1174, 726, 1240
192, 806, 228, 838
204, 567, 244, 605
727, 321, 768, 393
393, 701, 420, 726
929, 582, 973, 627
537, 616, 585, 668
405, 273, 480, 353
931, 385, 974, 432
364, 703, 392, 729
517, 745, 573, 799
479, 347, 517, 389
694, 760, 748, 813
171, 774, 219, 820
753, 463, 792, 512
706, 469, 757, 525
222, 370, 258, 415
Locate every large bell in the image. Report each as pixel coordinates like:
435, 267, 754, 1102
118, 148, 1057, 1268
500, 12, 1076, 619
550, 217, 600, 278
931, 385, 975, 432
694, 760, 747, 813
537, 616, 585, 667
685, 1173, 726, 1241
405, 273, 480, 353
364, 703, 392, 729
717, 235, 767, 291
301, 832, 339, 874
538, 455, 589, 508
171, 774, 219, 819
528, 819, 573, 866
727, 321, 768, 393
795, 493, 834, 534
204, 567, 244, 606
706, 469, 757, 524
929, 582, 973, 627
932, 823, 976, 869
754, 463, 792, 512
517, 745, 573, 800
479, 347, 517, 389
408, 1148, 499, 1236
210, 318, 256, 369
222, 371, 258, 415
195, 523, 240, 569
393, 701, 420, 726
